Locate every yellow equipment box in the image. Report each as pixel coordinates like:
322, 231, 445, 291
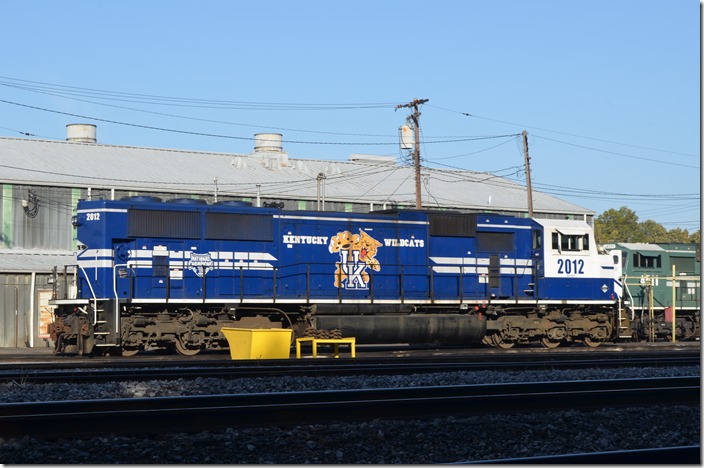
221, 327, 293, 360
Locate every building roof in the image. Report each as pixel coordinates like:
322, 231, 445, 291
0, 136, 592, 216
615, 243, 667, 252
0, 249, 76, 273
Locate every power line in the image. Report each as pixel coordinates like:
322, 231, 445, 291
4, 76, 695, 160
423, 162, 698, 205
531, 181, 698, 200
0, 76, 400, 110
427, 135, 517, 160
427, 103, 698, 158
534, 135, 699, 169
1, 82, 403, 138
0, 98, 518, 147
0, 124, 35, 137
0, 98, 391, 145
1, 79, 523, 143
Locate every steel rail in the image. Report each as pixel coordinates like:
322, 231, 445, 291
1, 346, 698, 369
0, 354, 699, 384
0, 376, 698, 439
461, 445, 701, 464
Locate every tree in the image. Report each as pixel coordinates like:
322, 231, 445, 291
639, 219, 668, 243
665, 227, 691, 243
594, 207, 641, 244
690, 230, 700, 244
595, 207, 699, 244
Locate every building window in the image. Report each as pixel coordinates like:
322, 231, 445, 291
671, 256, 695, 273
633, 253, 661, 269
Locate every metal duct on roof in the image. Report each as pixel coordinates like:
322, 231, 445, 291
254, 133, 283, 153
66, 124, 97, 143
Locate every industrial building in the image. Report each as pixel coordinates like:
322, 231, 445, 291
0, 124, 593, 347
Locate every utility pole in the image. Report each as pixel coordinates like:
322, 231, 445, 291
522, 130, 534, 218
396, 98, 428, 209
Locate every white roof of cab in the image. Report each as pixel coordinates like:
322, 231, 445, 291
533, 218, 592, 232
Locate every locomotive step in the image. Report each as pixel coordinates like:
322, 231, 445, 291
295, 337, 356, 359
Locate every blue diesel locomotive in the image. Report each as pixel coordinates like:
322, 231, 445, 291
49, 196, 622, 355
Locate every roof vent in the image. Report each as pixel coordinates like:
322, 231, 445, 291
348, 154, 397, 165
253, 133, 289, 169
66, 123, 97, 143
254, 133, 283, 153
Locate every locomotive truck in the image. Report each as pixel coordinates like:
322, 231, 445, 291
49, 196, 626, 355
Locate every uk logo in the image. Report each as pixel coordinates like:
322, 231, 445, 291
188, 253, 213, 278
337, 250, 368, 289
328, 229, 382, 289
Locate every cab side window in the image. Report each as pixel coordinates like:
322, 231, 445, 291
551, 232, 589, 252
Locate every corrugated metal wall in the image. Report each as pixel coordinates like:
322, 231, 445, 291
1, 185, 79, 250
0, 273, 54, 348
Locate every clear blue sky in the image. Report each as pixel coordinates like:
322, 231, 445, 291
0, 0, 700, 233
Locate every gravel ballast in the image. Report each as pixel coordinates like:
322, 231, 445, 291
0, 366, 699, 464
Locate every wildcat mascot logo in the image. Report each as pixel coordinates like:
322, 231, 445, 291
328, 229, 382, 289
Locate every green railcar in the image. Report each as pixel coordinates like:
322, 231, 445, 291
613, 243, 700, 341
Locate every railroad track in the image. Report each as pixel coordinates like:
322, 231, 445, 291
0, 350, 699, 384
467, 445, 701, 464
0, 376, 698, 439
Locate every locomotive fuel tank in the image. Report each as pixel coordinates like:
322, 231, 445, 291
314, 313, 487, 344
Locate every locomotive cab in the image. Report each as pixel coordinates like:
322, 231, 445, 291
533, 219, 619, 302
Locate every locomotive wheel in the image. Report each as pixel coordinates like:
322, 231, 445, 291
540, 337, 561, 349
582, 336, 603, 348
174, 338, 201, 356
664, 332, 688, 342
121, 347, 140, 357
492, 334, 515, 349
